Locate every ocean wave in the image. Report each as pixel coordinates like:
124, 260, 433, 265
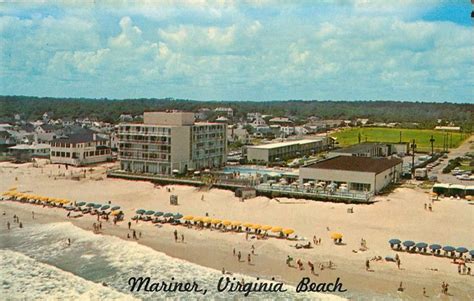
1, 222, 349, 300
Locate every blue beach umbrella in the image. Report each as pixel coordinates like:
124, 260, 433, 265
136, 209, 146, 215
93, 204, 102, 209
389, 239, 401, 245
111, 206, 120, 211
174, 213, 183, 219
86, 203, 95, 207
145, 210, 155, 215
442, 246, 455, 252
429, 244, 442, 250
154, 211, 164, 216
101, 205, 110, 210
76, 202, 86, 207
456, 247, 468, 254
402, 240, 415, 247
163, 212, 174, 218
415, 242, 428, 249
469, 250, 474, 257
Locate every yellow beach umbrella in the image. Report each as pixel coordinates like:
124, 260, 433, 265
330, 232, 343, 240
271, 226, 282, 233
251, 224, 262, 230
243, 222, 253, 228
222, 220, 231, 226
183, 215, 194, 221
282, 228, 294, 235
202, 217, 212, 223
261, 225, 272, 231
231, 221, 241, 226
211, 219, 222, 224
8, 187, 17, 191
111, 210, 120, 216
193, 217, 202, 222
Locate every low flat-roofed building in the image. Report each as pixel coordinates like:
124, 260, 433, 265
300, 156, 403, 194
246, 138, 327, 163
434, 126, 461, 131
9, 143, 50, 162
329, 142, 409, 158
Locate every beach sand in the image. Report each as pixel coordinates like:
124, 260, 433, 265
1, 160, 473, 300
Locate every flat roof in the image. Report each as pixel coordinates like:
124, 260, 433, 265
332, 142, 384, 154
304, 156, 403, 174
9, 144, 50, 150
247, 139, 324, 150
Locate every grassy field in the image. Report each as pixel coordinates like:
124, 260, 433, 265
331, 127, 468, 152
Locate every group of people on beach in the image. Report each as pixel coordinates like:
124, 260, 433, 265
424, 203, 433, 211
5, 213, 23, 230
173, 229, 184, 243
233, 247, 253, 265
286, 255, 330, 275
457, 262, 471, 275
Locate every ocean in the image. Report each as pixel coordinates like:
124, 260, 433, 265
0, 222, 352, 300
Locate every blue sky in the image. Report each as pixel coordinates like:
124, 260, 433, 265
0, 0, 472, 102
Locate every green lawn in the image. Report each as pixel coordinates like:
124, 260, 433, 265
331, 127, 468, 152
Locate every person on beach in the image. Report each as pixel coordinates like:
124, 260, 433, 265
398, 282, 404, 292
7, 221, 10, 230
423, 287, 427, 297
237, 251, 242, 262
222, 267, 225, 274
174, 229, 178, 242
396, 258, 401, 269
128, 221, 131, 229
32, 211, 34, 219
67, 238, 71, 246
181, 234, 184, 243
297, 259, 303, 270
127, 233, 130, 239
313, 235, 317, 245
133, 230, 137, 240
468, 267, 471, 275
251, 244, 255, 255
424, 203, 427, 210
233, 248, 236, 256
365, 259, 370, 271
247, 254, 251, 265
99, 222, 102, 230
428, 204, 432, 211
245, 232, 249, 240
19, 222, 23, 228
67, 212, 71, 218
308, 261, 315, 274
286, 255, 293, 267
13, 214, 17, 223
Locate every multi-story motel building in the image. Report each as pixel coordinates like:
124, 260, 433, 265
245, 138, 328, 163
50, 133, 112, 166
118, 111, 226, 175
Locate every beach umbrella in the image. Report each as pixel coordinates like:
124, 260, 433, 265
389, 239, 401, 245
202, 217, 212, 223
429, 244, 442, 250
442, 246, 455, 252
251, 224, 262, 230
111, 206, 120, 211
163, 212, 174, 218
111, 210, 121, 216
145, 210, 155, 215
271, 226, 282, 233
211, 219, 222, 224
101, 205, 110, 210
222, 220, 232, 226
174, 214, 183, 219
76, 202, 86, 207
154, 212, 164, 217
183, 215, 194, 220
402, 240, 415, 247
469, 250, 474, 257
86, 203, 95, 207
8, 187, 17, 191
62, 199, 70, 204
231, 221, 241, 226
193, 217, 202, 222
93, 204, 102, 209
415, 242, 428, 249
243, 222, 253, 228
283, 228, 294, 235
261, 225, 272, 231
456, 247, 468, 254
331, 232, 343, 240
136, 209, 146, 215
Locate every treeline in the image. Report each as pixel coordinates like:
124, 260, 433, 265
0, 96, 472, 130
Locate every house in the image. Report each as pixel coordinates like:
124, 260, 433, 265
35, 124, 59, 143
214, 107, 233, 117
9, 143, 51, 162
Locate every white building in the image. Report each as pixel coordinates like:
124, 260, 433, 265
214, 107, 233, 117
50, 133, 111, 166
119, 111, 226, 175
246, 138, 328, 163
299, 156, 403, 194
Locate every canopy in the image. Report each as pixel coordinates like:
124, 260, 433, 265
271, 226, 282, 233
163, 213, 174, 218
145, 210, 155, 215
174, 214, 183, 219
231, 221, 241, 226
243, 223, 253, 228
136, 209, 146, 214
101, 205, 110, 210
331, 232, 343, 240
402, 240, 415, 247
261, 225, 272, 231
222, 220, 231, 226
193, 217, 202, 222
251, 224, 262, 230
86, 203, 95, 207
93, 204, 102, 209
202, 217, 212, 223
442, 246, 455, 252
172, 169, 179, 173
469, 250, 474, 256
211, 219, 222, 224
154, 212, 164, 217
456, 247, 468, 253
429, 244, 442, 250
415, 242, 428, 249
111, 206, 120, 210
389, 239, 401, 245
183, 215, 194, 220
282, 228, 294, 235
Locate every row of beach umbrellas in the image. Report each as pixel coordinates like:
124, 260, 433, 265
3, 190, 70, 205
135, 209, 182, 220
389, 239, 473, 256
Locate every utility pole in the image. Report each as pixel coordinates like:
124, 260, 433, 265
358, 132, 361, 144
429, 135, 435, 155
410, 139, 417, 177
399, 131, 402, 143
449, 133, 453, 149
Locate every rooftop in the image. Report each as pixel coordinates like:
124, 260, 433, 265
332, 142, 385, 154
304, 156, 402, 174
52, 132, 106, 144
247, 139, 324, 149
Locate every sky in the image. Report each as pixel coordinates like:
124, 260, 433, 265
0, 0, 473, 102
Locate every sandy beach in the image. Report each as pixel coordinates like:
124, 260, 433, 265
1, 160, 473, 300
